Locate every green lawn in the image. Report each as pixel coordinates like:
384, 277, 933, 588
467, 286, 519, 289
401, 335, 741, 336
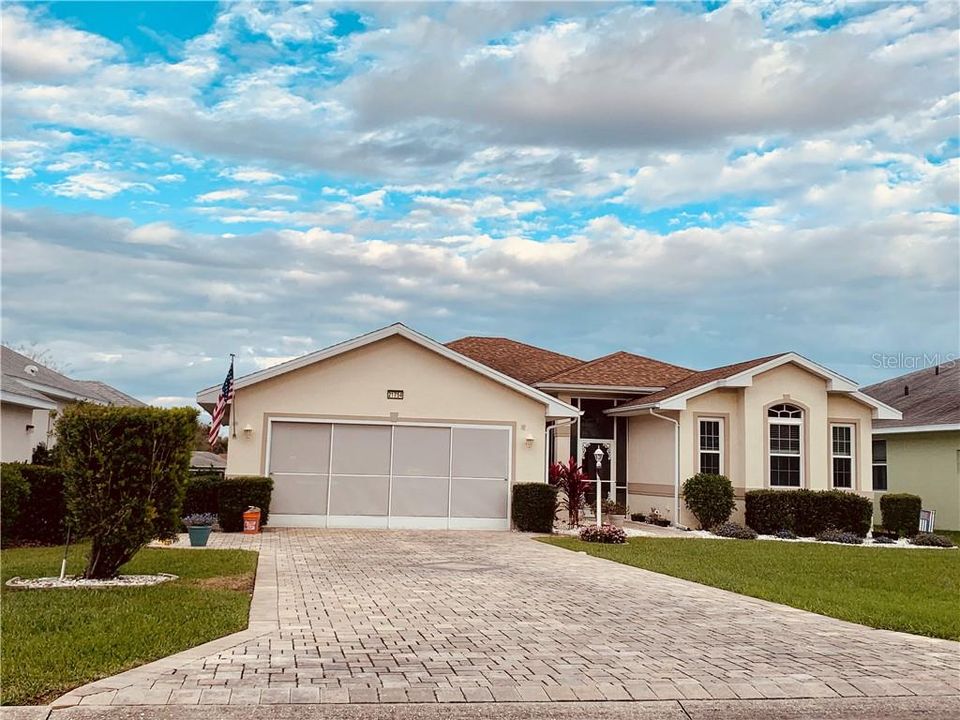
541, 536, 960, 641
1, 543, 258, 706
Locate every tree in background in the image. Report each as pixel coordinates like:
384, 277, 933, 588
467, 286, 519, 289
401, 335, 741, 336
194, 421, 228, 454
58, 404, 197, 579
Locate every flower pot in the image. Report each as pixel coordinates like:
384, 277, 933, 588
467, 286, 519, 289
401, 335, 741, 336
610, 514, 625, 528
187, 525, 212, 547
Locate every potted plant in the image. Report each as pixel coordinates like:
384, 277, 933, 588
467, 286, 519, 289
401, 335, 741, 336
649, 507, 671, 527
182, 513, 217, 547
602, 499, 627, 527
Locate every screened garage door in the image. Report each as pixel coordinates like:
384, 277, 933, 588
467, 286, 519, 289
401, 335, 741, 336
268, 421, 511, 529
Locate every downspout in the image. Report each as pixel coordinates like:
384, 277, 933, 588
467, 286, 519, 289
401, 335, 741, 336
648, 409, 683, 529
544, 417, 578, 482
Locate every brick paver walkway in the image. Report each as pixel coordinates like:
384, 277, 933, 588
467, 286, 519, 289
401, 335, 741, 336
56, 529, 960, 707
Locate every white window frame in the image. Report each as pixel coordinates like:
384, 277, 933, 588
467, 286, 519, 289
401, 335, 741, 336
830, 423, 856, 489
768, 405, 803, 488
872, 438, 888, 492
698, 417, 723, 475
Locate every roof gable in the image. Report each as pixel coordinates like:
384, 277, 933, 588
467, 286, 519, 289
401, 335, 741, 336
197, 324, 579, 418
536, 350, 693, 389
609, 352, 899, 419
445, 336, 582, 384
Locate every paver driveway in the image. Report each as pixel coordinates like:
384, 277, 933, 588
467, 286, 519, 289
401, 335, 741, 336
57, 529, 960, 707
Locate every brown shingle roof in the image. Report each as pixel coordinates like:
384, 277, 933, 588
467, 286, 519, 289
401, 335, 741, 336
862, 363, 960, 428
537, 351, 693, 388
445, 337, 583, 385
614, 353, 787, 410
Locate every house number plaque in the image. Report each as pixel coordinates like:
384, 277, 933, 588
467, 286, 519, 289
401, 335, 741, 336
387, 389, 404, 400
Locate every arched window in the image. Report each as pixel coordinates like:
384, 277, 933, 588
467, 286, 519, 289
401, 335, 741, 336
768, 404, 802, 487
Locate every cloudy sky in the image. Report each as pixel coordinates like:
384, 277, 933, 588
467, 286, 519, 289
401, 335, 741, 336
2, 1, 957, 408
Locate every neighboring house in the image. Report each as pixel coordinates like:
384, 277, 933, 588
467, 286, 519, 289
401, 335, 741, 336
191, 451, 227, 474
197, 323, 899, 530
0, 345, 145, 463
863, 363, 960, 531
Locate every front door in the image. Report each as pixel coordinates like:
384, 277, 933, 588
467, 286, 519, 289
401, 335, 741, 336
580, 440, 613, 513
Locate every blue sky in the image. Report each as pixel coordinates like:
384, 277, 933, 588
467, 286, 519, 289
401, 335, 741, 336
2, 1, 958, 407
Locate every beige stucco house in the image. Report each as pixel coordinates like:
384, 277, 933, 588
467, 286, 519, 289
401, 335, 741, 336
863, 363, 960, 531
197, 324, 900, 530
0, 345, 144, 463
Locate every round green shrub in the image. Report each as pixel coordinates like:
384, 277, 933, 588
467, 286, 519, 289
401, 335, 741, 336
681, 473, 735, 530
58, 404, 197, 579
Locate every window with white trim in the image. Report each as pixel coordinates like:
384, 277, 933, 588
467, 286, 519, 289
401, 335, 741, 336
872, 439, 887, 491
698, 418, 723, 475
831, 424, 855, 489
768, 403, 802, 487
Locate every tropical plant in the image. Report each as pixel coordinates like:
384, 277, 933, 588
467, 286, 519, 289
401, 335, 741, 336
548, 457, 591, 526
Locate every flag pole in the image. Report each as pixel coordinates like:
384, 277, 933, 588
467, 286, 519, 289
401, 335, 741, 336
229, 353, 237, 439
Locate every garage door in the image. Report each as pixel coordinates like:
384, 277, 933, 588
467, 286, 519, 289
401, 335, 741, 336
267, 421, 511, 530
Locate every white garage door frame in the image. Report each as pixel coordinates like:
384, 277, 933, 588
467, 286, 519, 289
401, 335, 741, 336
266, 417, 514, 530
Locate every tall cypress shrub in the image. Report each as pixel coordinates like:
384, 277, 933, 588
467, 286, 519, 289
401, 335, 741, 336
58, 404, 196, 579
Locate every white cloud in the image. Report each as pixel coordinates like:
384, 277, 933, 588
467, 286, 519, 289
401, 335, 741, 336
5, 166, 33, 181
195, 188, 249, 203
1, 5, 120, 82
264, 192, 298, 202
48, 172, 155, 199
221, 167, 284, 183
353, 189, 387, 208
156, 173, 185, 183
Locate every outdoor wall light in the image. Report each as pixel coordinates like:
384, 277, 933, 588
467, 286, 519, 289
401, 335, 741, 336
243, 424, 253, 436
524, 433, 535, 448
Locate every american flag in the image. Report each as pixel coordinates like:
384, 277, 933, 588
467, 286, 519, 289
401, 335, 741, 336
208, 358, 234, 447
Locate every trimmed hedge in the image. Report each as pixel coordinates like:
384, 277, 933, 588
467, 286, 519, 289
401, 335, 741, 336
0, 463, 69, 546
512, 483, 558, 533
745, 489, 873, 537
182, 473, 221, 516
744, 490, 794, 535
681, 473, 735, 529
217, 476, 273, 532
880, 494, 922, 538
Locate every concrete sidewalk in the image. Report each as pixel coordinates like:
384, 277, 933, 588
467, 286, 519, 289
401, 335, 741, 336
5, 696, 960, 720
